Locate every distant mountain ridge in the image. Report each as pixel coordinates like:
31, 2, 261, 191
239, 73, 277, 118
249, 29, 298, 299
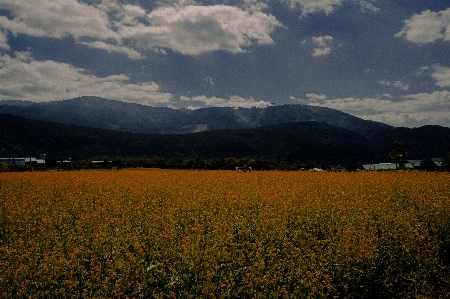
0, 113, 376, 164
1, 97, 449, 165
1, 112, 449, 165
0, 96, 391, 136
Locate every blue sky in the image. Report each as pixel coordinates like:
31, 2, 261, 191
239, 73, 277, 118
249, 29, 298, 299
0, 0, 450, 127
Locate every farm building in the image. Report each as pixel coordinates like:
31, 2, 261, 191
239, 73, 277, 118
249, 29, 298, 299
362, 162, 414, 170
363, 158, 443, 171
0, 157, 46, 166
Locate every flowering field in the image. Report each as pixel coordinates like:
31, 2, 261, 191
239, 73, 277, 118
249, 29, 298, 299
1, 170, 450, 298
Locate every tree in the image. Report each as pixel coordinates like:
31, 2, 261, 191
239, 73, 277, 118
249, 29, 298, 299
0, 162, 9, 172
345, 161, 362, 172
419, 158, 436, 171
389, 139, 407, 170
443, 148, 450, 171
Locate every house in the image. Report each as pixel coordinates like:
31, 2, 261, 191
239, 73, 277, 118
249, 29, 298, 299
362, 162, 414, 170
363, 158, 444, 171
408, 160, 422, 168
407, 158, 442, 170
431, 158, 442, 168
0, 157, 46, 166
235, 166, 252, 171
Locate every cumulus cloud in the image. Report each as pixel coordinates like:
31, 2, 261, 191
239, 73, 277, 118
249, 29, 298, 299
204, 77, 215, 85
0, 1, 282, 57
358, 1, 380, 13
0, 51, 276, 109
119, 5, 282, 55
0, 29, 9, 50
431, 65, 450, 87
396, 8, 450, 43
0, 0, 119, 41
311, 35, 333, 56
243, 0, 269, 13
305, 91, 450, 127
306, 93, 327, 101
283, 0, 342, 17
80, 41, 145, 60
179, 95, 272, 109
289, 95, 309, 104
378, 80, 409, 91
0, 52, 173, 105
282, 0, 379, 17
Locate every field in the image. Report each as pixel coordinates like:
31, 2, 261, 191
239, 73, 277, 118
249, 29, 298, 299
1, 170, 450, 298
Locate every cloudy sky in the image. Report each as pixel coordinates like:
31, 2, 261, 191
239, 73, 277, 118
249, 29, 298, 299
1, 0, 450, 127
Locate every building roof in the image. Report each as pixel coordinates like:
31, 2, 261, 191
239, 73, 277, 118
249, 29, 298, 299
362, 163, 414, 170
0, 157, 46, 165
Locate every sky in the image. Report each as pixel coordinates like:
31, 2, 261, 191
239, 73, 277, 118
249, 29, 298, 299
0, 0, 450, 128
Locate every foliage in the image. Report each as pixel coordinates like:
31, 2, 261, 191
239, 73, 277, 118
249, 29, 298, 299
419, 158, 436, 171
0, 162, 9, 172
389, 139, 407, 170
3, 113, 450, 167
443, 148, 450, 171
344, 160, 362, 172
1, 170, 449, 297
0, 97, 390, 135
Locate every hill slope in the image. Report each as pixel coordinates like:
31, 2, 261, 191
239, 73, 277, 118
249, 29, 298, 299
0, 113, 378, 164
0, 96, 391, 136
2, 112, 449, 165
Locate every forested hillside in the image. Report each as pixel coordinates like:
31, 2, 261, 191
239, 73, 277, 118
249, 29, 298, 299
0, 97, 390, 135
1, 113, 449, 168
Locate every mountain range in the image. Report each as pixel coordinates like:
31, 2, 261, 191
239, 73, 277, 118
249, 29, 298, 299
0, 97, 449, 165
0, 96, 390, 135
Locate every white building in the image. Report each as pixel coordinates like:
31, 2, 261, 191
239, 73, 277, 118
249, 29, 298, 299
362, 162, 414, 170
0, 157, 46, 165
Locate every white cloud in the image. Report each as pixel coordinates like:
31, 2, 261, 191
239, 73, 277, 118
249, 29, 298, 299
306, 93, 327, 101
378, 80, 409, 91
159, 0, 199, 8
122, 4, 148, 18
396, 8, 450, 44
0, 51, 276, 109
305, 91, 450, 127
119, 5, 282, 55
0, 0, 119, 41
204, 77, 215, 85
392, 81, 409, 91
311, 35, 333, 56
283, 0, 342, 17
180, 95, 272, 109
282, 0, 379, 17
431, 65, 450, 87
0, 29, 9, 50
289, 95, 308, 104
0, 52, 173, 105
243, 0, 269, 13
80, 41, 145, 60
0, 1, 281, 58
115, 4, 149, 27
358, 1, 380, 13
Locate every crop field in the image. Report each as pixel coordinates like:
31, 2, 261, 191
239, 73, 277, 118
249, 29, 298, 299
1, 170, 450, 298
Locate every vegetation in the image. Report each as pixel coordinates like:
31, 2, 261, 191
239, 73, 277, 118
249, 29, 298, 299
389, 139, 407, 170
2, 113, 450, 168
443, 148, 450, 172
1, 170, 450, 297
0, 97, 391, 135
419, 158, 437, 171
